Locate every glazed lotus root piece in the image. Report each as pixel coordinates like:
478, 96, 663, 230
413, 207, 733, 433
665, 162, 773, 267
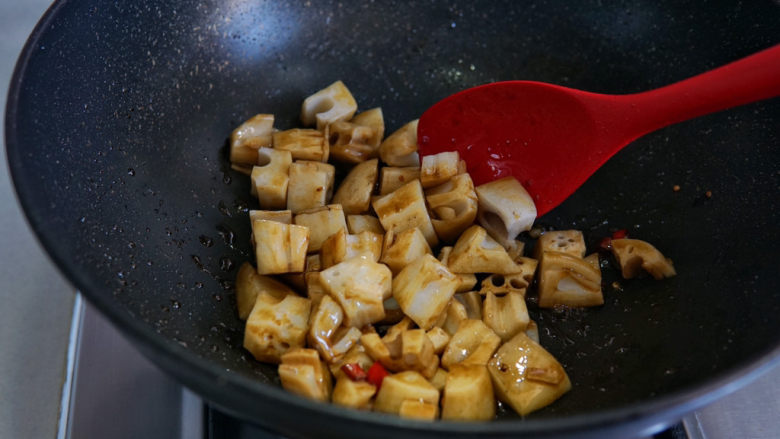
475, 177, 537, 248
331, 159, 378, 214
479, 257, 537, 296
533, 229, 586, 260
447, 225, 520, 274
398, 399, 439, 420
320, 228, 383, 269
250, 147, 292, 210
301, 80, 357, 131
482, 291, 530, 342
441, 319, 501, 369
243, 293, 311, 363
230, 113, 274, 166
454, 291, 482, 320
434, 298, 469, 336
373, 371, 440, 415
441, 364, 495, 421
611, 238, 676, 280
293, 204, 347, 253
327, 107, 384, 163
379, 166, 421, 195
278, 348, 332, 402
425, 173, 479, 243
537, 251, 603, 308
251, 220, 309, 275
273, 128, 328, 162
287, 160, 336, 213
392, 254, 460, 330
488, 332, 571, 416
235, 262, 295, 320
307, 294, 362, 363
332, 377, 376, 410
379, 119, 420, 167
380, 228, 432, 275
346, 214, 384, 235
319, 257, 391, 328
420, 151, 461, 189
372, 179, 439, 247
437, 246, 477, 293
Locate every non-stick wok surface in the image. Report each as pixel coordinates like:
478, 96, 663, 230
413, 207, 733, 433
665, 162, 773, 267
6, 0, 779, 437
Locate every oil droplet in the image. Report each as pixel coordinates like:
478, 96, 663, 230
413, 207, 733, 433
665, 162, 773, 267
218, 200, 231, 217
194, 282, 204, 289
222, 173, 232, 184
199, 235, 214, 247
127, 168, 136, 176
219, 256, 234, 271
171, 300, 181, 309
213, 294, 223, 302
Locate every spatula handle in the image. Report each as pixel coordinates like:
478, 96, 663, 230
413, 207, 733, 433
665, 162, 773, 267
625, 44, 780, 136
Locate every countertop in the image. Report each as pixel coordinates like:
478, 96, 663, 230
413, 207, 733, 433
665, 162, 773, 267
0, 1, 75, 438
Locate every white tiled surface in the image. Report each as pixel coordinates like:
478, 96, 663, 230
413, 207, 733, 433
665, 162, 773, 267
0, 1, 76, 439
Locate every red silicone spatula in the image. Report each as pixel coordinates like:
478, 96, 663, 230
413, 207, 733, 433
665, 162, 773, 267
417, 44, 780, 216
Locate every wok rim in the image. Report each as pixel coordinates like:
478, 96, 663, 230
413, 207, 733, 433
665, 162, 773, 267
5, 0, 780, 436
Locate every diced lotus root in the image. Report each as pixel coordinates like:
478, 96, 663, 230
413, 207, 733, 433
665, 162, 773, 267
441, 319, 501, 369
235, 262, 295, 320
482, 291, 530, 342
533, 230, 586, 260
488, 333, 571, 416
379, 166, 421, 195
373, 371, 440, 415
301, 80, 357, 130
346, 214, 384, 235
293, 204, 347, 253
399, 399, 439, 420
447, 225, 520, 274
287, 160, 336, 213
249, 209, 292, 225
331, 159, 379, 214
475, 177, 537, 247
393, 254, 460, 330
327, 115, 382, 164
230, 113, 274, 166
273, 128, 328, 162
244, 293, 311, 363
372, 179, 439, 247
425, 173, 479, 242
250, 147, 292, 210
319, 257, 391, 328
379, 120, 419, 167
442, 365, 495, 421
321, 228, 383, 269
332, 377, 376, 410
611, 238, 676, 280
252, 220, 309, 274
278, 348, 332, 402
538, 251, 603, 308
454, 291, 483, 320
434, 298, 469, 336
437, 246, 477, 293
380, 228, 432, 275
420, 151, 461, 188
308, 294, 362, 363
479, 257, 537, 296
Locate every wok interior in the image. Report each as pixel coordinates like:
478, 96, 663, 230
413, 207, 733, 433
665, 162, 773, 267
8, 0, 779, 432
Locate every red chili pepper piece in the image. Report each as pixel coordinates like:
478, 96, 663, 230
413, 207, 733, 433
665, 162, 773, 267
366, 362, 389, 389
597, 236, 612, 252
611, 229, 628, 239
341, 362, 367, 381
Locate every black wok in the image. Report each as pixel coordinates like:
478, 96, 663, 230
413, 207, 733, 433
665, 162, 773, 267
5, 1, 780, 437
